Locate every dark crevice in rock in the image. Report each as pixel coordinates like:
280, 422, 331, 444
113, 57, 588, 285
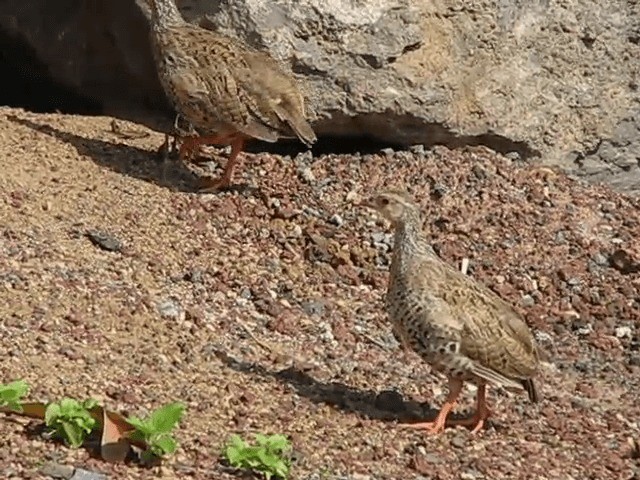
246, 115, 537, 159
0, 29, 102, 115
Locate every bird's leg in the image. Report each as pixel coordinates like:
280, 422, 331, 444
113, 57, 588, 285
178, 135, 207, 163
158, 133, 172, 182
180, 133, 235, 165
198, 137, 245, 192
446, 384, 491, 434
400, 379, 463, 435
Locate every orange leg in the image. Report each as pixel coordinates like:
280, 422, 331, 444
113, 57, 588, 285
400, 379, 463, 435
446, 384, 491, 434
198, 137, 246, 192
178, 135, 205, 162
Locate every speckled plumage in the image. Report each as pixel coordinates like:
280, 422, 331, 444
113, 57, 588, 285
146, 0, 316, 191
366, 190, 540, 434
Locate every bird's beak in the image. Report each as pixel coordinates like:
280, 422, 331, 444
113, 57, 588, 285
357, 197, 375, 209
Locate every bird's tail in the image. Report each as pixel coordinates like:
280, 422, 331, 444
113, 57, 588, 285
521, 378, 539, 403
272, 102, 317, 147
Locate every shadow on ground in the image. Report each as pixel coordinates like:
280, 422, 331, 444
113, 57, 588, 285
210, 347, 442, 424
7, 115, 200, 193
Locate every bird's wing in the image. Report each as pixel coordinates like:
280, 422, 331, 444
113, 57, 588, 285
456, 286, 540, 384
418, 258, 539, 388
166, 26, 281, 142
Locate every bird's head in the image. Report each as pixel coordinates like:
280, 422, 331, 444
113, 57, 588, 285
362, 190, 421, 225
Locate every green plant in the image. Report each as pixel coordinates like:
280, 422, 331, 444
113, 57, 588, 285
45, 397, 99, 448
126, 402, 185, 461
0, 379, 29, 412
224, 433, 292, 480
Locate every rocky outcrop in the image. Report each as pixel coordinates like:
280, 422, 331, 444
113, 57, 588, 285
1, 0, 639, 193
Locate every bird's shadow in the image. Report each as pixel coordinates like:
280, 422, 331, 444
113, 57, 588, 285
210, 347, 442, 424
7, 114, 204, 193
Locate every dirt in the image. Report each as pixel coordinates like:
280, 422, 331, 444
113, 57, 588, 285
0, 106, 639, 480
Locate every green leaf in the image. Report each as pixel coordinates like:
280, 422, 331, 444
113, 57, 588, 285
126, 416, 152, 434
265, 434, 291, 452
0, 380, 29, 411
148, 402, 185, 433
152, 435, 177, 455
44, 403, 61, 426
62, 422, 84, 448
59, 398, 80, 413
82, 398, 99, 410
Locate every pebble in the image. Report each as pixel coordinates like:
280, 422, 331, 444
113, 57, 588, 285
183, 269, 203, 283
329, 214, 344, 227
450, 434, 467, 448
521, 294, 535, 307
302, 300, 326, 317
409, 144, 426, 154
381, 148, 395, 156
298, 167, 315, 183
85, 230, 122, 252
318, 321, 335, 342
156, 299, 183, 320
40, 462, 74, 479
70, 469, 107, 480
615, 326, 632, 339
591, 252, 609, 266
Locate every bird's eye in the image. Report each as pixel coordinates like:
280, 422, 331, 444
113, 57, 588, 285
379, 198, 389, 206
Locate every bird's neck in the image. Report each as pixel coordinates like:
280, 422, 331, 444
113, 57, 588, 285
149, 0, 186, 30
392, 215, 434, 266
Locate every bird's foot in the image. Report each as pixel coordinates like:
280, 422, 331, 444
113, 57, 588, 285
197, 175, 232, 193
446, 408, 492, 434
400, 419, 447, 435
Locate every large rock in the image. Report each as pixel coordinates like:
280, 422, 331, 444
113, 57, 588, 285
1, 0, 639, 193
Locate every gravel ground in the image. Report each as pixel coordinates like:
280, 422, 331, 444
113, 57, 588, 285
0, 106, 639, 480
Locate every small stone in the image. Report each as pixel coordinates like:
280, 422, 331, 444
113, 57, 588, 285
521, 294, 535, 307
302, 300, 325, 317
299, 167, 315, 183
318, 321, 335, 342
40, 462, 74, 479
85, 230, 122, 252
156, 299, 183, 320
471, 164, 488, 179
592, 252, 609, 266
70, 469, 107, 480
409, 144, 425, 154
183, 269, 203, 283
615, 326, 632, 339
381, 147, 395, 156
450, 434, 467, 448
329, 214, 344, 227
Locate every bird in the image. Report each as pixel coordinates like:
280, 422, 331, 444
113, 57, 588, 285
363, 190, 540, 434
145, 0, 317, 192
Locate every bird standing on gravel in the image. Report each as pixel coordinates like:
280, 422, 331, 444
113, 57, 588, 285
363, 190, 540, 434
146, 0, 317, 192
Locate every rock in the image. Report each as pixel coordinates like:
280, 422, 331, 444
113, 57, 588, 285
2, 0, 640, 193
85, 230, 123, 252
40, 462, 74, 479
156, 298, 184, 320
615, 326, 633, 339
301, 300, 326, 317
70, 469, 107, 480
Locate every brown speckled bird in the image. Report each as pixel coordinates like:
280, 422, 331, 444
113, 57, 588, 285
146, 0, 317, 191
364, 190, 540, 434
